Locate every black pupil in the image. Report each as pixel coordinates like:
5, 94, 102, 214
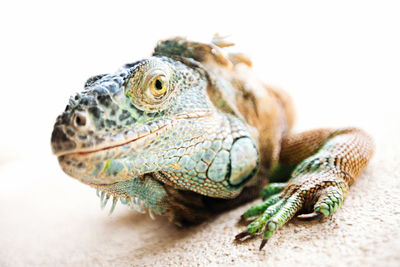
155, 79, 163, 90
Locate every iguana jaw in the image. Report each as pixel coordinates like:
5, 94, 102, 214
55, 113, 214, 186
55, 119, 172, 185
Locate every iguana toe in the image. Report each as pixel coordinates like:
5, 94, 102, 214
236, 179, 348, 249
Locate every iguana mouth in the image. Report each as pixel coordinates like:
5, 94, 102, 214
54, 119, 171, 159
65, 124, 168, 158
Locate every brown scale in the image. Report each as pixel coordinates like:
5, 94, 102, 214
276, 128, 374, 211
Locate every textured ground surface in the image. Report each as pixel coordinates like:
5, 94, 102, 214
1, 103, 400, 267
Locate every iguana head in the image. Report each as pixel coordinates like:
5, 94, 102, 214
51, 55, 256, 217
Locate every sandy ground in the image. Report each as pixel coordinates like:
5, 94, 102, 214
1, 102, 400, 267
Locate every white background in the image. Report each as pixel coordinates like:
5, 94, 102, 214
0, 0, 399, 159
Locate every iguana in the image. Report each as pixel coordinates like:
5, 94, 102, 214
51, 36, 374, 250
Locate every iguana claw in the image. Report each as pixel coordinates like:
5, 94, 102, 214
296, 212, 323, 221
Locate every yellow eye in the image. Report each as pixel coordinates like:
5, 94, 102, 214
150, 75, 168, 97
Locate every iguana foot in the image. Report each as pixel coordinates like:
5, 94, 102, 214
236, 180, 348, 250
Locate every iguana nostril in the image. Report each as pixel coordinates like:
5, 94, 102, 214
74, 113, 87, 127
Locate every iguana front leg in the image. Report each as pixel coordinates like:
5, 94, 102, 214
236, 128, 374, 250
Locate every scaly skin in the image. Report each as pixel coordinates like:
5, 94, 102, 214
51, 35, 374, 248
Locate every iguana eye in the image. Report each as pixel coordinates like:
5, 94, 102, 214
150, 75, 168, 97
